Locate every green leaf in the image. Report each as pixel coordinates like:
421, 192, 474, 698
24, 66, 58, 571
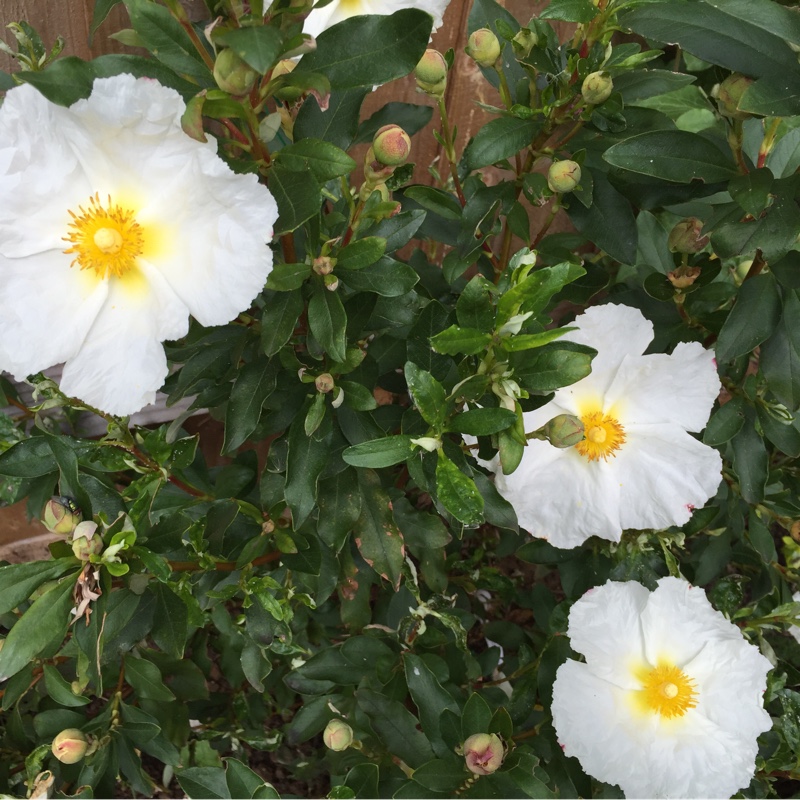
217, 26, 283, 74
702, 397, 746, 446
342, 436, 417, 468
356, 102, 433, 144
703, 0, 800, 46
265, 262, 311, 291
42, 664, 90, 707
715, 273, 781, 362
435, 451, 484, 527
124, 655, 176, 702
176, 767, 231, 800
369, 209, 427, 252
510, 342, 595, 394
540, 0, 599, 23
353, 469, 405, 589
728, 169, 774, 217
224, 758, 278, 800
462, 692, 492, 738
150, 583, 189, 659
309, 287, 348, 362
730, 412, 768, 504
740, 77, 800, 118
261, 290, 303, 357
430, 325, 492, 356
294, 87, 368, 150
337, 257, 419, 297
465, 116, 538, 169
412, 760, 468, 793
405, 362, 448, 429
761, 289, 800, 410
296, 9, 432, 89
269, 164, 321, 235
344, 764, 379, 799
448, 408, 516, 436
123, 0, 212, 85
337, 238, 387, 271
614, 70, 696, 102
404, 654, 459, 753
223, 358, 277, 452
91, 0, 121, 35
0, 558, 78, 616
457, 275, 495, 332
603, 130, 738, 183
316, 469, 362, 552
501, 329, 572, 352
392, 498, 451, 549
0, 576, 75, 682
285, 406, 331, 528
274, 139, 356, 181
404, 186, 462, 220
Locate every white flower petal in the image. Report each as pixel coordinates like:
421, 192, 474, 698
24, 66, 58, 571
566, 581, 649, 689
303, 0, 450, 39
615, 425, 722, 532
60, 267, 189, 415
605, 342, 721, 430
494, 442, 623, 547
0, 251, 107, 378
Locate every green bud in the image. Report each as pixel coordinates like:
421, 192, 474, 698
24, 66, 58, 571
271, 59, 303, 102
668, 218, 708, 254
581, 71, 613, 105
542, 414, 585, 448
359, 181, 390, 203
323, 274, 339, 292
42, 497, 82, 536
372, 125, 412, 167
51, 729, 88, 765
547, 160, 581, 193
213, 49, 258, 96
315, 373, 335, 393
716, 73, 754, 120
512, 28, 538, 58
71, 521, 104, 561
463, 733, 504, 775
466, 28, 502, 68
415, 49, 448, 96
323, 719, 353, 751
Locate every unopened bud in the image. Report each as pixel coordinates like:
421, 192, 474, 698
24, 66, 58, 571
512, 28, 538, 58
213, 49, 258, 96
323, 719, 353, 751
51, 729, 88, 765
547, 160, 581, 193
466, 28, 502, 68
315, 373, 335, 393
359, 181, 390, 202
542, 414, 585, 448
271, 58, 303, 102
716, 73, 754, 120
324, 274, 339, 291
668, 218, 708, 254
364, 146, 396, 184
372, 125, 411, 167
415, 49, 448, 96
71, 521, 104, 561
43, 497, 82, 536
313, 256, 335, 275
581, 71, 613, 105
463, 733, 504, 775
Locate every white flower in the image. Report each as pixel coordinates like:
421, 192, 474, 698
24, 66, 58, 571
0, 74, 277, 416
303, 0, 450, 40
552, 577, 773, 799
489, 303, 722, 548
791, 591, 800, 644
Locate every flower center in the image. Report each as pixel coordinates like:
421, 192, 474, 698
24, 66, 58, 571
574, 410, 625, 461
63, 193, 144, 278
638, 663, 698, 718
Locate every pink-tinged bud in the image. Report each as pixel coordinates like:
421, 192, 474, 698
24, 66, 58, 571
668, 266, 701, 289
313, 256, 335, 276
716, 73, 755, 120
542, 414, 585, 448
581, 71, 613, 105
466, 28, 502, 68
213, 49, 258, 96
547, 160, 581, 193
51, 729, 88, 764
463, 733, 504, 775
323, 719, 353, 751
668, 217, 708, 254
71, 521, 104, 561
42, 497, 82, 536
372, 125, 412, 167
415, 49, 448, 96
315, 373, 335, 394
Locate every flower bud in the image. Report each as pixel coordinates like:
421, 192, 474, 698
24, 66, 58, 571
372, 125, 412, 167
271, 59, 303, 102
324, 274, 339, 291
547, 160, 581, 193
313, 256, 335, 275
512, 28, 538, 58
542, 414, 585, 448
463, 733, 504, 775
581, 71, 613, 105
716, 73, 754, 120
71, 521, 104, 561
323, 719, 353, 751
214, 49, 258, 96
359, 181, 391, 203
415, 49, 448, 96
315, 373, 335, 393
668, 266, 701, 289
466, 28, 502, 68
51, 729, 88, 765
43, 497, 82, 536
668, 218, 708, 254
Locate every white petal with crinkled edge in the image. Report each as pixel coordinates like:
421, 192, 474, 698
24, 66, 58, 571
493, 442, 623, 547
640, 577, 745, 668
566, 581, 649, 690
604, 342, 720, 431
59, 263, 189, 415
0, 250, 107, 379
303, 0, 450, 39
614, 426, 722, 533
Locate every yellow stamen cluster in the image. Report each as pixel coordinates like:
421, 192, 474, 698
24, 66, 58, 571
574, 410, 626, 461
63, 193, 143, 278
637, 663, 698, 719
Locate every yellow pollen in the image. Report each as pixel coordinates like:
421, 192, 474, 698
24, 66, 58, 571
574, 410, 625, 461
635, 663, 698, 719
63, 193, 144, 278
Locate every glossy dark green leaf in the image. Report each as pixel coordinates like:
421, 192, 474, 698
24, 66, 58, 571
294, 88, 368, 150
91, 0, 121, 35
337, 238, 386, 271
540, 0, 598, 22
412, 759, 468, 792
761, 289, 800, 411
448, 408, 516, 436
430, 325, 492, 355
435, 451, 484, 526
124, 655, 176, 702
614, 70, 696, 102
369, 209, 427, 252
356, 102, 433, 144
217, 25, 283, 74
274, 138, 356, 181
462, 692, 492, 738
457, 275, 495, 332
0, 558, 78, 616
265, 263, 311, 291
404, 654, 459, 755
176, 767, 231, 800
405, 362, 448, 429
338, 257, 419, 297
404, 186, 462, 220
740, 77, 800, 118
510, 342, 595, 394
316, 469, 362, 552
342, 435, 417, 468
715, 273, 781, 362
344, 764, 379, 799
261, 290, 303, 357
730, 413, 768, 504
728, 169, 774, 217
465, 116, 538, 169
392, 497, 451, 549
223, 358, 277, 453
150, 583, 189, 659
702, 396, 746, 446
43, 664, 90, 707
224, 758, 278, 800
285, 407, 331, 528
269, 164, 321, 235
309, 287, 348, 362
